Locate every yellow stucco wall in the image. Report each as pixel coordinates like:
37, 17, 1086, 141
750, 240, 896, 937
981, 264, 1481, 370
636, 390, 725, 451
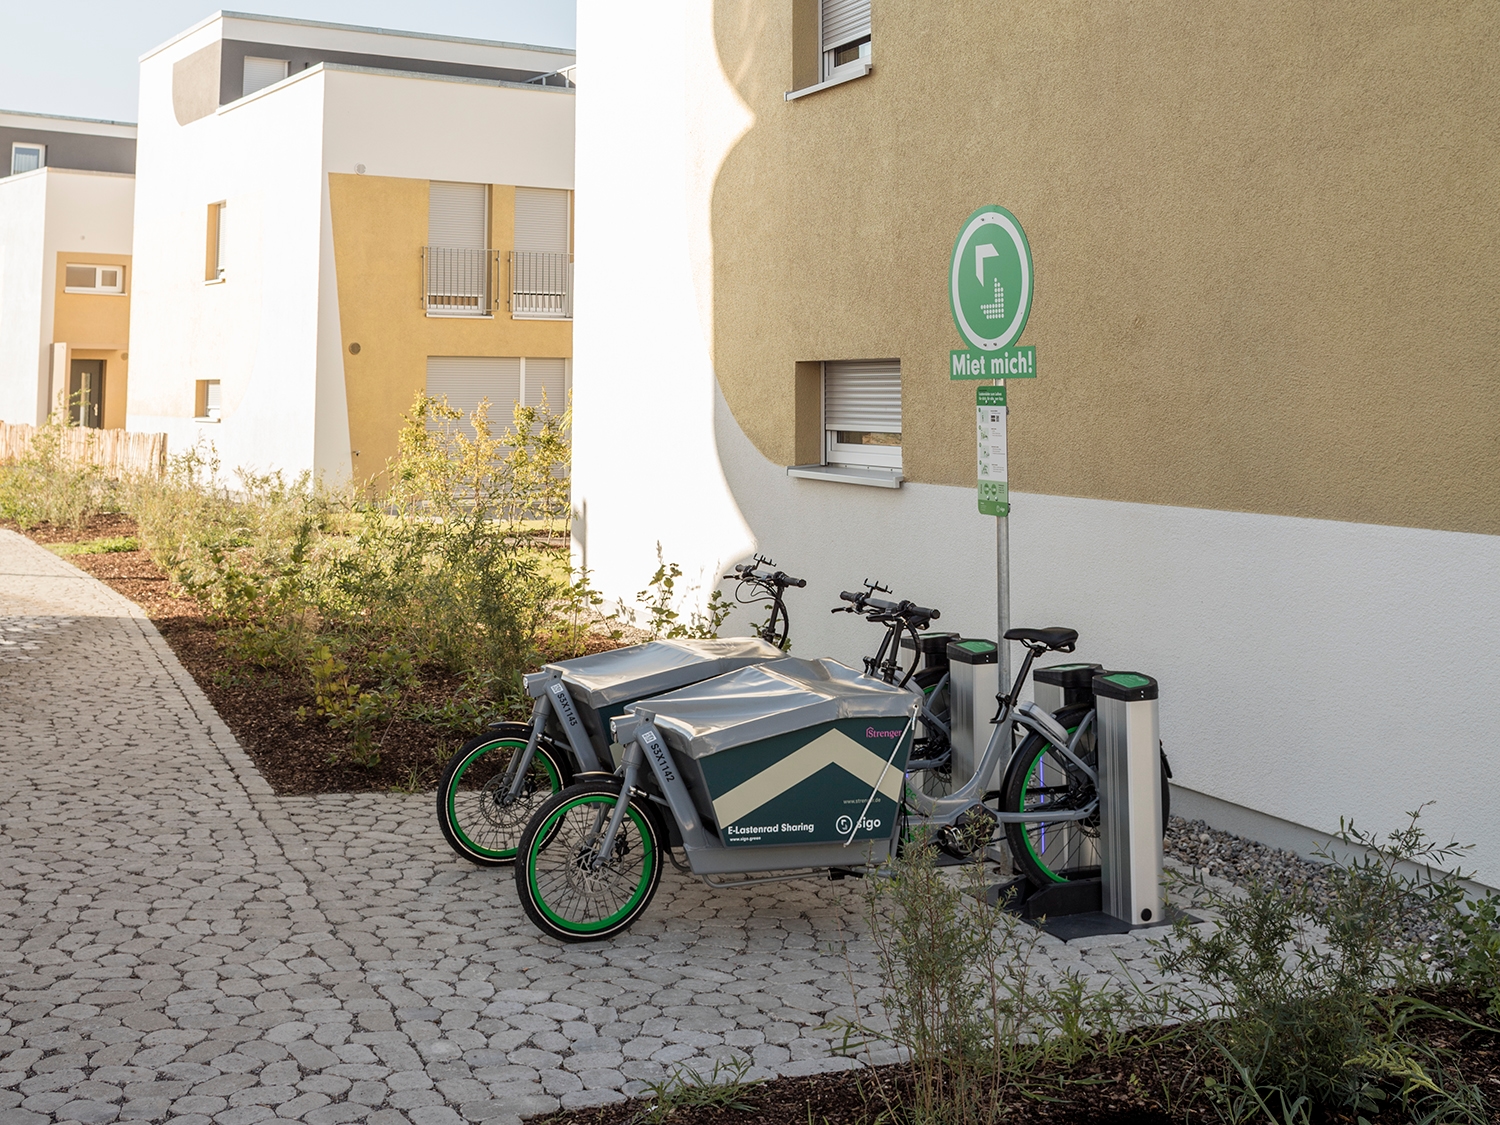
708, 1, 1500, 535
327, 173, 572, 485
53, 251, 131, 430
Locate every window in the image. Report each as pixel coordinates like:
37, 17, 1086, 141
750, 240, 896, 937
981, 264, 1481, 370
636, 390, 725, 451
195, 379, 222, 421
425, 182, 492, 316
512, 188, 572, 319
426, 356, 569, 438
824, 359, 901, 471
206, 202, 226, 281
64, 265, 125, 294
11, 143, 45, 175
821, 0, 872, 81
242, 56, 289, 97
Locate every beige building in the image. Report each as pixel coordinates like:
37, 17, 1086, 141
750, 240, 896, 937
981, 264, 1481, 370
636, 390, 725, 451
571, 1, 1500, 884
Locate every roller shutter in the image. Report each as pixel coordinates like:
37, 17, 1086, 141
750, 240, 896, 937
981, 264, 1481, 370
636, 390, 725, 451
425, 356, 520, 438
824, 359, 901, 471
523, 357, 568, 411
428, 182, 488, 249
514, 188, 570, 254
820, 0, 871, 52
242, 56, 288, 97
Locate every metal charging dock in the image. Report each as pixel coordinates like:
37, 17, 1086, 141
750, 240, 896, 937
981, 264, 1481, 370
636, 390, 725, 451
980, 667, 1188, 941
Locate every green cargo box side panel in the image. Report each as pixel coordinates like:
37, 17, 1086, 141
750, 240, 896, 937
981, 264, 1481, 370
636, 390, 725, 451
694, 718, 911, 847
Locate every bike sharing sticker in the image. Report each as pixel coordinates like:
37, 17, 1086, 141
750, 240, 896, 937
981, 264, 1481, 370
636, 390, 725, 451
978, 385, 1008, 517
694, 720, 912, 847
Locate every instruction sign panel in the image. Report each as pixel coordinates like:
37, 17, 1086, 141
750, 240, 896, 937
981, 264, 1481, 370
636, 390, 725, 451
977, 385, 1008, 517
950, 205, 1036, 379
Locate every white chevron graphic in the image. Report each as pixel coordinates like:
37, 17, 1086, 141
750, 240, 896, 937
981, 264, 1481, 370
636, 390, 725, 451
711, 728, 905, 828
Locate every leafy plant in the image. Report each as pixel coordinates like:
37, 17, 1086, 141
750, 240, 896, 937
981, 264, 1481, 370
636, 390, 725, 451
634, 543, 734, 640
1161, 806, 1489, 1122
632, 1057, 762, 1124
0, 415, 119, 529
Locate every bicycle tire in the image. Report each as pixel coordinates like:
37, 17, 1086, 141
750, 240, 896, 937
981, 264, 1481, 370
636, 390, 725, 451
515, 780, 663, 942
437, 727, 567, 865
1000, 705, 1170, 886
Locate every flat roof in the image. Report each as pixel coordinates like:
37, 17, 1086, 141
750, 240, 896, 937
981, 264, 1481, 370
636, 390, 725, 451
141, 9, 573, 64
0, 109, 137, 136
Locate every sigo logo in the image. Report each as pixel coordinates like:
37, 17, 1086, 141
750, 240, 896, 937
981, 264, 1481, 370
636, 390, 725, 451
837, 814, 882, 834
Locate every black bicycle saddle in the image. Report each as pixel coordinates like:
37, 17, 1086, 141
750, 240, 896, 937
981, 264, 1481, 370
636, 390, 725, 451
1003, 626, 1079, 651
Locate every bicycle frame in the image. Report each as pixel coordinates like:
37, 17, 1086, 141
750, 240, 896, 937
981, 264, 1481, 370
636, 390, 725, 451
600, 642, 1099, 880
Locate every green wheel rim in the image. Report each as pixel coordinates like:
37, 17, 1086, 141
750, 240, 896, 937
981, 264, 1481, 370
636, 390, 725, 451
1016, 722, 1096, 884
447, 739, 561, 860
526, 794, 657, 935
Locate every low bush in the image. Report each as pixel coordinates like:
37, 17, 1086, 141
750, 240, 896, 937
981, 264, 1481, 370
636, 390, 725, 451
0, 418, 119, 529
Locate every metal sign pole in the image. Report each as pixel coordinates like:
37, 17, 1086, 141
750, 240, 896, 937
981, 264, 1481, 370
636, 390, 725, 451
997, 508, 1010, 694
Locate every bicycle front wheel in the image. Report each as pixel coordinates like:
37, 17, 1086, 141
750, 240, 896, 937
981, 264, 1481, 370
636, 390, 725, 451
515, 781, 663, 942
437, 730, 565, 865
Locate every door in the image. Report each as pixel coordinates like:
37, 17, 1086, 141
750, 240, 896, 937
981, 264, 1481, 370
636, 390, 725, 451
68, 359, 105, 429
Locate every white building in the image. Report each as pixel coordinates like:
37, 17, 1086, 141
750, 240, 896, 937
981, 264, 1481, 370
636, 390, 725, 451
0, 111, 136, 428
127, 12, 576, 483
570, 3, 1500, 886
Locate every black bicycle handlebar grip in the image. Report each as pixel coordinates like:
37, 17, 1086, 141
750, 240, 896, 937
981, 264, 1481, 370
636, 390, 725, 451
777, 573, 807, 588
839, 591, 861, 604
906, 604, 940, 621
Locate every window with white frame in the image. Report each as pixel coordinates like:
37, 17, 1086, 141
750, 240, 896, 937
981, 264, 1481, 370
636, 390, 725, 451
824, 359, 901, 471
64, 264, 125, 294
11, 142, 45, 175
821, 0, 872, 81
242, 56, 289, 97
426, 182, 491, 316
195, 379, 222, 421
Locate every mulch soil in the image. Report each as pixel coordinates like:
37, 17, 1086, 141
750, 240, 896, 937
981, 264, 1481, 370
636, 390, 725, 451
532, 989, 1499, 1125
8, 513, 514, 794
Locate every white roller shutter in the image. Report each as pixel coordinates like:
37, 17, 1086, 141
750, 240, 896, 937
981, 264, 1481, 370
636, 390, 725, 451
242, 56, 288, 97
821, 0, 871, 52
825, 359, 900, 432
514, 188, 570, 254
428, 182, 488, 249
523, 357, 568, 411
825, 359, 901, 470
425, 356, 520, 438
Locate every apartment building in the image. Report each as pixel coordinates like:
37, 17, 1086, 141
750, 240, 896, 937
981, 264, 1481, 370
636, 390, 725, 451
126, 13, 575, 483
572, 2, 1500, 884
0, 111, 137, 428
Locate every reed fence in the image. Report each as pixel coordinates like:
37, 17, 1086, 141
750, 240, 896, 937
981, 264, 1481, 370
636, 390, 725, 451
0, 423, 168, 478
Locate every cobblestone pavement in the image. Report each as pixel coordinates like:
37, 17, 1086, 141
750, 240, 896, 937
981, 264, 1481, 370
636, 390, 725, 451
0, 530, 1183, 1125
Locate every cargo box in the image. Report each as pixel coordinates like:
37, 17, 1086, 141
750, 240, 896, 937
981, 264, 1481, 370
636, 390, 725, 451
543, 637, 784, 752
631, 658, 917, 849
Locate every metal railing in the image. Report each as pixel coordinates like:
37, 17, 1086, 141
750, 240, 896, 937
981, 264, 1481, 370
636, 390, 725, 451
510, 251, 573, 319
423, 247, 498, 316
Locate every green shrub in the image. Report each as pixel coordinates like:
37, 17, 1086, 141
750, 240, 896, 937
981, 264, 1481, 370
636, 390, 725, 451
1162, 808, 1490, 1122
0, 417, 118, 529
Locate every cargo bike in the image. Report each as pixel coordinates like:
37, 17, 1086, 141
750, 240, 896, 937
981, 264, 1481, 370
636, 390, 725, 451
513, 605, 1155, 942
436, 559, 804, 865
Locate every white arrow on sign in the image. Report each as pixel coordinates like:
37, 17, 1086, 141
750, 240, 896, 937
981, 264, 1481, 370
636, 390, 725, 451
974, 243, 998, 284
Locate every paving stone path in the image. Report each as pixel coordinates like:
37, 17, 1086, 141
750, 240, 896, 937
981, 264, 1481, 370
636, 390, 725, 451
0, 530, 1180, 1125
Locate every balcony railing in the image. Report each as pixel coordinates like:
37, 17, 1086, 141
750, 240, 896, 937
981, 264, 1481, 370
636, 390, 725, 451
423, 247, 498, 316
510, 251, 573, 320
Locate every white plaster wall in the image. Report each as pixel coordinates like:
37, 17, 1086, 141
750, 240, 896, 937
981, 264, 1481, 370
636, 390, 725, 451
320, 68, 574, 189
127, 47, 327, 479
0, 171, 48, 425
572, 2, 1500, 886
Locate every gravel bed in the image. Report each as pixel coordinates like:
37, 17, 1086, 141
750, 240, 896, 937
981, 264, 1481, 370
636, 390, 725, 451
1163, 815, 1451, 944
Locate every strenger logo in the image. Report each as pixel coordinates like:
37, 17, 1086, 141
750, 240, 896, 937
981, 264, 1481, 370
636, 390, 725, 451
866, 727, 902, 738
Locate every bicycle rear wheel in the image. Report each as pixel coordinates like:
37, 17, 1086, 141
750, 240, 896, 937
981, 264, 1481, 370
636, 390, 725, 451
999, 705, 1171, 886
515, 781, 663, 942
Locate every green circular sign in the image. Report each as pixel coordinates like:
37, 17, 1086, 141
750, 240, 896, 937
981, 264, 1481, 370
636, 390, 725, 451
950, 205, 1033, 351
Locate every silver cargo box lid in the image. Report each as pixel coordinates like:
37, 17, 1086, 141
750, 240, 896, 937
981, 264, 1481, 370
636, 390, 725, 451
545, 637, 784, 709
628, 657, 917, 759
